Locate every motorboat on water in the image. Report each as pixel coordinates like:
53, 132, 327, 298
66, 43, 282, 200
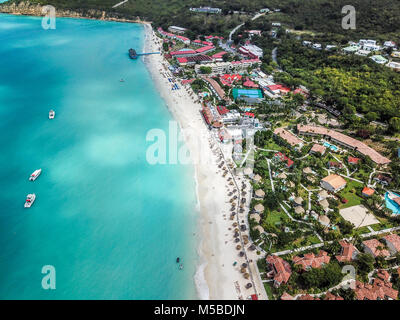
49, 110, 55, 119
176, 257, 180, 263
179, 264, 183, 270
120, 79, 125, 82
29, 169, 42, 181
24, 194, 36, 208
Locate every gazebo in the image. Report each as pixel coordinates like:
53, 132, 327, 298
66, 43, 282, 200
249, 213, 261, 223
254, 203, 265, 213
318, 215, 330, 226
255, 189, 265, 198
253, 174, 262, 183
294, 206, 305, 214
294, 196, 304, 206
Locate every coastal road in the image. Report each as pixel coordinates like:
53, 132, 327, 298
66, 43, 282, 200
112, 0, 128, 8
228, 12, 266, 41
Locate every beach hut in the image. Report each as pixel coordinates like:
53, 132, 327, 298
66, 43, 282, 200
254, 189, 265, 199
293, 196, 304, 206
294, 206, 305, 214
252, 225, 265, 234
318, 215, 330, 227
318, 190, 329, 200
303, 167, 313, 175
319, 199, 329, 209
249, 213, 261, 223
277, 173, 287, 179
254, 203, 264, 213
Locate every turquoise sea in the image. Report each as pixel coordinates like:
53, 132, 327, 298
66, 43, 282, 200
0, 14, 199, 299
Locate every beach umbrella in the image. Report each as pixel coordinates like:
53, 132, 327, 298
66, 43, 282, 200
244, 273, 250, 279
236, 245, 241, 250
240, 267, 246, 273
230, 207, 235, 211
239, 208, 244, 213
239, 251, 245, 257
249, 244, 255, 251
245, 283, 252, 289
235, 238, 240, 243
242, 263, 247, 268
234, 228, 239, 232
232, 222, 238, 227
243, 239, 249, 245
234, 232, 239, 237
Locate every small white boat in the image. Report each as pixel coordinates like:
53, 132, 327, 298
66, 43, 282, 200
49, 110, 55, 119
24, 194, 36, 208
29, 169, 42, 181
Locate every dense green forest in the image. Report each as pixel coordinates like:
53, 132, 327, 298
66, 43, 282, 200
5, 0, 400, 39
274, 37, 400, 129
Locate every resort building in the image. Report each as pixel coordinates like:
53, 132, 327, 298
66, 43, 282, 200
265, 255, 292, 288
387, 61, 400, 71
292, 251, 330, 271
354, 270, 398, 300
158, 27, 190, 44
335, 240, 359, 262
362, 239, 390, 258
273, 152, 294, 168
176, 55, 213, 66
328, 161, 343, 170
203, 77, 229, 102
310, 144, 326, 155
170, 49, 197, 58
189, 7, 222, 14
362, 187, 375, 197
273, 128, 303, 148
238, 45, 263, 59
320, 174, 347, 193
195, 45, 216, 54
297, 124, 391, 165
374, 174, 392, 186
370, 55, 388, 64
382, 234, 400, 255
168, 26, 187, 34
348, 156, 361, 165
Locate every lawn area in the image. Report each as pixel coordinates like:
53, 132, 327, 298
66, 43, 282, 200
262, 139, 284, 152
371, 218, 394, 231
357, 226, 371, 234
339, 179, 364, 209
265, 209, 287, 225
263, 282, 275, 299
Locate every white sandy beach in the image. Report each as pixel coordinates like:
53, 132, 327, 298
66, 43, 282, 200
142, 24, 267, 300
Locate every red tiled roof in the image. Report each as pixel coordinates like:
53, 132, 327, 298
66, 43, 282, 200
383, 234, 400, 252
311, 144, 326, 154
324, 292, 344, 300
266, 255, 292, 286
362, 187, 375, 196
293, 250, 330, 270
354, 270, 398, 300
348, 156, 361, 164
297, 124, 391, 165
217, 105, 229, 115
243, 80, 258, 88
195, 45, 215, 53
170, 49, 197, 56
362, 239, 390, 258
274, 128, 302, 147
336, 240, 358, 262
280, 292, 294, 300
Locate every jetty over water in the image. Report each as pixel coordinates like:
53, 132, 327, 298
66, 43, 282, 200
129, 48, 160, 59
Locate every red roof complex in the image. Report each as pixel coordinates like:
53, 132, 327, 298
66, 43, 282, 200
181, 79, 195, 85
362, 187, 375, 197
354, 270, 398, 300
310, 143, 327, 155
383, 234, 400, 254
362, 239, 390, 258
267, 84, 291, 94
274, 128, 303, 147
348, 156, 361, 165
195, 45, 215, 54
243, 80, 258, 88
324, 292, 344, 300
170, 49, 197, 57
220, 74, 242, 86
212, 51, 227, 60
297, 124, 391, 165
292, 251, 330, 271
266, 255, 292, 287
335, 240, 359, 262
203, 77, 229, 101
274, 152, 294, 168
298, 294, 320, 300
280, 292, 294, 300
177, 55, 213, 65
217, 105, 229, 115
244, 112, 254, 118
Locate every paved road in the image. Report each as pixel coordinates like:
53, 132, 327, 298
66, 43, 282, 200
228, 12, 266, 41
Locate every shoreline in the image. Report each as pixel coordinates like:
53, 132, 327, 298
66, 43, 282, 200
142, 24, 267, 300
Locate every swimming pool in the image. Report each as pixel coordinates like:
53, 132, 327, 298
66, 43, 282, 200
323, 142, 339, 152
385, 192, 400, 214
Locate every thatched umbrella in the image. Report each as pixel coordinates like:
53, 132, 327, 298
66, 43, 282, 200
242, 263, 247, 268
249, 213, 261, 223
235, 238, 240, 243
234, 232, 239, 237
229, 182, 234, 186
240, 267, 246, 273
242, 234, 248, 239
243, 239, 249, 245
230, 207, 236, 211
255, 189, 265, 198
230, 215, 234, 220
232, 222, 238, 227
239, 208, 244, 213
234, 228, 239, 232
236, 245, 241, 250
244, 273, 250, 279
254, 203, 264, 213
253, 174, 262, 182
245, 283, 252, 289
294, 196, 304, 206
239, 251, 245, 257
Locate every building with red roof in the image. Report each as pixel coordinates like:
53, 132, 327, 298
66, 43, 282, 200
324, 292, 344, 300
219, 74, 242, 86
211, 51, 227, 61
273, 152, 294, 168
310, 144, 327, 155
195, 45, 215, 54
292, 250, 331, 271
354, 270, 398, 300
170, 49, 197, 58
217, 105, 229, 115
362, 239, 390, 258
383, 234, 400, 255
335, 240, 359, 262
362, 187, 375, 197
280, 292, 294, 300
266, 255, 292, 288
348, 156, 361, 165
243, 80, 259, 88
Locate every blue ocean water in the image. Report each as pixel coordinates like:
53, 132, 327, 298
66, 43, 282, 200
0, 14, 199, 299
